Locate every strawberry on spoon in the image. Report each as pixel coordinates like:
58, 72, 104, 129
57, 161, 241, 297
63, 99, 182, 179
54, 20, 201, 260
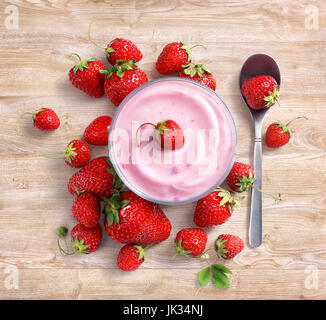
136, 119, 184, 150
241, 74, 279, 110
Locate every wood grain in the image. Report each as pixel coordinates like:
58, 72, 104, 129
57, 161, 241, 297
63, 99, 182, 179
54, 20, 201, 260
0, 0, 325, 300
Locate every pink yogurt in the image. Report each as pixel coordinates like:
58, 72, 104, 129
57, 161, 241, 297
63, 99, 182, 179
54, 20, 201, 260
108, 78, 237, 205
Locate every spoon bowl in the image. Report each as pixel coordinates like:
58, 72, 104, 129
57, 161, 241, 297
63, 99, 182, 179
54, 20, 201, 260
239, 53, 281, 248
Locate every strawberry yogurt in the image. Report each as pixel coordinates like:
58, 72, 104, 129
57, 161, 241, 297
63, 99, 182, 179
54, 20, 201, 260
108, 78, 237, 204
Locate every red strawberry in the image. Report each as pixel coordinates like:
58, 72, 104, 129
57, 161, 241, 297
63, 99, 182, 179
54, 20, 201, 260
137, 120, 184, 150
69, 53, 105, 98
215, 234, 244, 260
156, 42, 191, 75
64, 139, 91, 168
241, 75, 279, 110
175, 228, 207, 257
88, 23, 142, 65
101, 59, 148, 106
178, 63, 216, 90
18, 108, 60, 135
72, 192, 100, 228
104, 190, 172, 245
194, 188, 242, 227
106, 39, 143, 65
84, 115, 112, 146
117, 244, 145, 271
67, 157, 114, 197
70, 223, 102, 253
226, 162, 255, 192
265, 116, 308, 148
32, 108, 60, 131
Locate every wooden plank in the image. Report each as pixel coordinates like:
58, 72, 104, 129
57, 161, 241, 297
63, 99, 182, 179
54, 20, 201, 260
0, 0, 325, 299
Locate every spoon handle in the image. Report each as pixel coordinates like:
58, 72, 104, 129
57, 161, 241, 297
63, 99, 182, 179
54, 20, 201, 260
249, 125, 263, 248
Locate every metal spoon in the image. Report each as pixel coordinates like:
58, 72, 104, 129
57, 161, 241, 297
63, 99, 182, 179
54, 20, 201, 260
239, 54, 281, 248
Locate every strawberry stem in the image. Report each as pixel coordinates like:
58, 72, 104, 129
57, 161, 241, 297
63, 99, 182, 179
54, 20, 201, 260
252, 186, 282, 202
135, 122, 157, 147
70, 53, 82, 63
189, 44, 207, 50
88, 22, 106, 50
17, 112, 34, 136
285, 116, 308, 127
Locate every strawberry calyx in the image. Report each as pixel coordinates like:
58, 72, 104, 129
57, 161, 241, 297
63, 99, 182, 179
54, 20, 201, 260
236, 171, 255, 192
216, 188, 244, 211
64, 142, 77, 164
174, 238, 192, 258
263, 86, 279, 108
100, 59, 136, 79
106, 158, 126, 192
179, 43, 206, 62
134, 245, 146, 260
182, 63, 211, 78
275, 116, 308, 135
105, 41, 115, 57
215, 238, 228, 259
71, 53, 96, 74
103, 189, 130, 226
180, 43, 192, 62
72, 237, 90, 254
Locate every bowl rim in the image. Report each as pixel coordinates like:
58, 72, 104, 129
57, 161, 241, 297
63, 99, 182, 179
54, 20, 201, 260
108, 77, 238, 205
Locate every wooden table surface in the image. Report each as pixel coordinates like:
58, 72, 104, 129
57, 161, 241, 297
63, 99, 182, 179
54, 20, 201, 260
0, 0, 325, 300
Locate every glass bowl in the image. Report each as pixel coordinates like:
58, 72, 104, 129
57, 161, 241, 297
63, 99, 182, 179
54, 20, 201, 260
108, 77, 237, 205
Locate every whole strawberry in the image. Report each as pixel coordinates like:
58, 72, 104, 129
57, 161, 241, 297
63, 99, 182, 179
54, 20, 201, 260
72, 192, 100, 228
104, 190, 172, 245
175, 228, 207, 257
194, 188, 242, 227
215, 234, 244, 260
106, 39, 143, 65
69, 53, 105, 98
178, 63, 216, 90
84, 115, 112, 146
241, 75, 279, 110
137, 119, 184, 150
67, 157, 114, 197
265, 116, 308, 148
32, 108, 60, 131
117, 244, 145, 271
101, 59, 148, 106
18, 108, 60, 135
70, 223, 102, 253
156, 42, 191, 75
88, 23, 142, 65
64, 139, 91, 168
226, 162, 255, 192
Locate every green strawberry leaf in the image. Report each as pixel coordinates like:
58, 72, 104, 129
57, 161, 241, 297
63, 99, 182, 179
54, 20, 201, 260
106, 211, 114, 225
198, 266, 210, 286
211, 267, 230, 289
212, 263, 232, 275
